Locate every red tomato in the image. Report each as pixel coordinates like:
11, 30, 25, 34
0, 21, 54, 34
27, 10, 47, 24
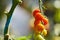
34, 20, 41, 26
33, 9, 49, 33
42, 18, 49, 25
34, 13, 44, 20
33, 9, 40, 17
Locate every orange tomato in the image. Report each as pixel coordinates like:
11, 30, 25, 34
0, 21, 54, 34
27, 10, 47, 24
35, 23, 45, 32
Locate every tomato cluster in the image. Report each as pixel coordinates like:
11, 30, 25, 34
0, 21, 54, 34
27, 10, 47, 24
33, 9, 49, 36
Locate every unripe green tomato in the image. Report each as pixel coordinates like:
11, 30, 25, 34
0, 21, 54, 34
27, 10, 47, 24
34, 34, 45, 40
54, 10, 60, 23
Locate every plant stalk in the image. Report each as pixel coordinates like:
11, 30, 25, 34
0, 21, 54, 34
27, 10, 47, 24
4, 0, 20, 40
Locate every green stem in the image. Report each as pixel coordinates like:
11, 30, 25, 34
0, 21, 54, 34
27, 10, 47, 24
39, 0, 44, 15
4, 3, 18, 35
4, 0, 21, 40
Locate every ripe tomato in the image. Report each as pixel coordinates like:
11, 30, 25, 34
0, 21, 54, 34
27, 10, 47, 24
34, 13, 44, 20
34, 20, 41, 26
33, 9, 49, 34
33, 9, 40, 17
42, 18, 49, 25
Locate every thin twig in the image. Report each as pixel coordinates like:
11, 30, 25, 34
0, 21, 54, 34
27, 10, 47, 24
39, 0, 44, 15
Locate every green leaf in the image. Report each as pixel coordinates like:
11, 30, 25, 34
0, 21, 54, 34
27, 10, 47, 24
15, 36, 30, 40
